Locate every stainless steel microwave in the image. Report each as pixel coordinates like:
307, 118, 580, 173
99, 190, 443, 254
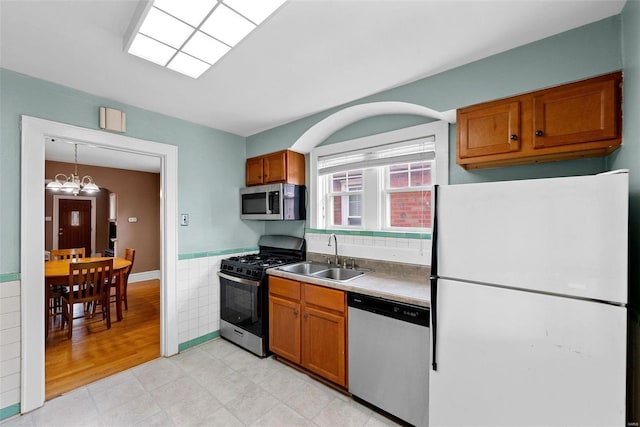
240, 183, 306, 220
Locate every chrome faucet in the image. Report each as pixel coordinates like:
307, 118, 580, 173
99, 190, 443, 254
328, 233, 339, 265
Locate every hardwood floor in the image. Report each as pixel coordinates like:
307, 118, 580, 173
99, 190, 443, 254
45, 279, 160, 400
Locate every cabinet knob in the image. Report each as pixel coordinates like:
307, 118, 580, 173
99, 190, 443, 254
535, 130, 544, 136
293, 309, 298, 316
510, 134, 518, 141
303, 313, 308, 320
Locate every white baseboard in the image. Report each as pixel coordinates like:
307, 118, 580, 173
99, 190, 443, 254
128, 270, 161, 283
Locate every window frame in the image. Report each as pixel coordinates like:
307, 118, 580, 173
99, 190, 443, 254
326, 169, 364, 228
383, 160, 434, 232
309, 121, 449, 232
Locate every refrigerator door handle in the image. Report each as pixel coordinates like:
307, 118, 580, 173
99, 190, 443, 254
430, 276, 438, 371
430, 184, 439, 371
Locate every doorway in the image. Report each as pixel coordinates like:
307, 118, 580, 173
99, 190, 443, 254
20, 116, 178, 413
53, 196, 95, 255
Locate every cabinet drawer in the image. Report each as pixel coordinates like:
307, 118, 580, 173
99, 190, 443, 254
303, 284, 345, 313
270, 276, 301, 301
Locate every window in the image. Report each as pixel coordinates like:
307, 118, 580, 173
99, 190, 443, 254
386, 161, 432, 229
310, 121, 448, 234
329, 170, 363, 227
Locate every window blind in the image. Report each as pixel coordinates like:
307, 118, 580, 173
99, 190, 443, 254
317, 136, 436, 176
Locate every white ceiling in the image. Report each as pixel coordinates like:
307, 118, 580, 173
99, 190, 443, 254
1, 0, 627, 171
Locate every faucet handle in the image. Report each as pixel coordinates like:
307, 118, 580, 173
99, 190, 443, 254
325, 256, 332, 265
349, 258, 356, 269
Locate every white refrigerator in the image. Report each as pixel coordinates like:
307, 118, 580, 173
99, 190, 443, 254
429, 171, 628, 427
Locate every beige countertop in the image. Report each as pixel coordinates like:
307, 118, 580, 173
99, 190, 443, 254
267, 265, 431, 308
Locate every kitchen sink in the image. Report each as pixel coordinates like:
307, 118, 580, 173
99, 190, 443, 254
277, 262, 370, 282
311, 267, 367, 281
278, 262, 328, 275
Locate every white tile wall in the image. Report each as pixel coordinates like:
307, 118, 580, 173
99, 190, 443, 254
305, 232, 431, 265
0, 280, 21, 410
177, 252, 255, 345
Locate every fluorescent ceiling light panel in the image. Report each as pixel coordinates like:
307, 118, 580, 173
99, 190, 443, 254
167, 52, 211, 79
183, 31, 231, 65
128, 33, 176, 66
153, 0, 218, 27
139, 7, 193, 48
224, 0, 287, 25
126, 0, 286, 78
201, 4, 256, 46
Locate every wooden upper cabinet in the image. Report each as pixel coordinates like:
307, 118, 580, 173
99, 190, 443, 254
245, 157, 264, 187
246, 149, 305, 186
456, 71, 622, 170
532, 76, 619, 148
458, 100, 521, 158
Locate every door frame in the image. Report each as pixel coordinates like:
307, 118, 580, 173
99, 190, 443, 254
20, 116, 178, 413
52, 195, 97, 255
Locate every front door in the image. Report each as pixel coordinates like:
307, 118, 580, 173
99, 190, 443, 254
58, 199, 92, 255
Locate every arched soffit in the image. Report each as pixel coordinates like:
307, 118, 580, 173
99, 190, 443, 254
291, 101, 453, 154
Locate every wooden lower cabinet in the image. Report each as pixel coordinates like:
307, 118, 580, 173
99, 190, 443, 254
269, 295, 301, 364
268, 276, 347, 388
302, 305, 346, 385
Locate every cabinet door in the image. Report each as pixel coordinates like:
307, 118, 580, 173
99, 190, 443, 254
457, 100, 521, 159
263, 151, 287, 183
532, 77, 619, 148
246, 157, 264, 186
302, 305, 346, 387
269, 295, 301, 364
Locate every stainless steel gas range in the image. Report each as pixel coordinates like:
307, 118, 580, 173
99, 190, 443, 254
217, 235, 305, 357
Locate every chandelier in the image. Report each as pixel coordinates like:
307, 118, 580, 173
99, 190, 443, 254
46, 144, 99, 196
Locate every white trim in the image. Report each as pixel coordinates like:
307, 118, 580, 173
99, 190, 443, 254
52, 195, 97, 255
129, 270, 162, 283
291, 101, 452, 154
310, 121, 449, 229
20, 116, 178, 413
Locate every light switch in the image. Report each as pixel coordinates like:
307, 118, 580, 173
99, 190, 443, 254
128, 217, 138, 223
180, 214, 189, 226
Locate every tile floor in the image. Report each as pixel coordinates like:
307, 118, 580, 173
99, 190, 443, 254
2, 338, 400, 426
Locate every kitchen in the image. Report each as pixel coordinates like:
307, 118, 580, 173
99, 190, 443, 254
1, 0, 639, 426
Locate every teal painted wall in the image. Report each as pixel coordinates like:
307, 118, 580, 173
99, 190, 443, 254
0, 69, 263, 275
256, 16, 622, 237
247, 16, 622, 159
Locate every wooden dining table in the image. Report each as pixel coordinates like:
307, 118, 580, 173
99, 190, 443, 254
45, 257, 132, 328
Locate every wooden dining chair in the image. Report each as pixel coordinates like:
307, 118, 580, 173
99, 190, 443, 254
61, 259, 113, 338
106, 248, 135, 311
121, 248, 135, 310
46, 247, 87, 336
50, 247, 85, 261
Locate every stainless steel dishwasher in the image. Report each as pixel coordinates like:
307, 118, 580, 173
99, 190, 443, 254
348, 292, 430, 427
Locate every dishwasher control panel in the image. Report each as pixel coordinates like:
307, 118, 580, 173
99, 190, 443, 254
347, 292, 429, 327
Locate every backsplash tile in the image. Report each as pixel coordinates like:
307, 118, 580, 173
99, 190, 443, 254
304, 231, 431, 265
177, 250, 255, 346
0, 280, 20, 414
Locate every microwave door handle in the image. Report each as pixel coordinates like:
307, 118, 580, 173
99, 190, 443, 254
267, 192, 272, 214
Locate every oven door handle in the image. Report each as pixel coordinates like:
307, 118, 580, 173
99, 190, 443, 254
218, 271, 261, 287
